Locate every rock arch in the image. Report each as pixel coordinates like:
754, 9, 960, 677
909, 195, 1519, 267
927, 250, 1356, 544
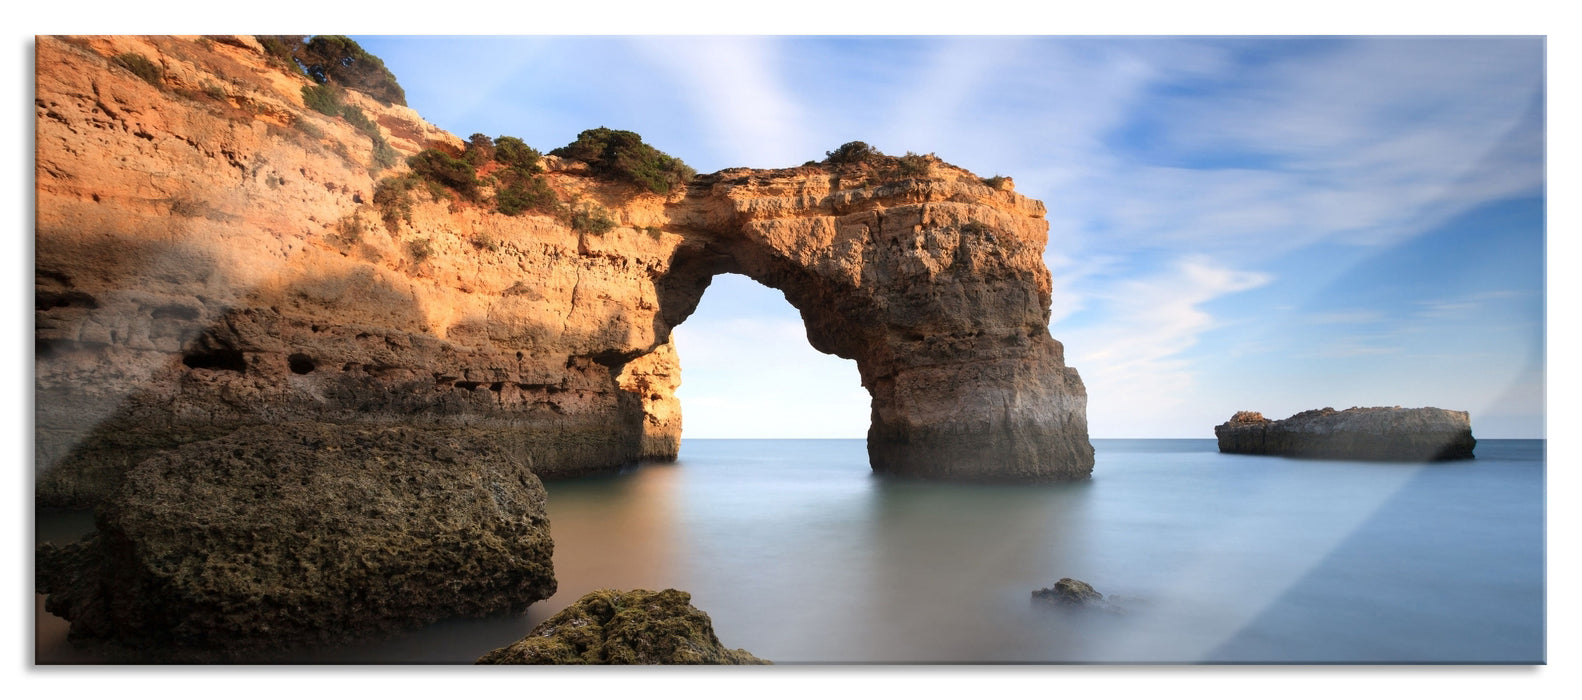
644, 167, 1094, 480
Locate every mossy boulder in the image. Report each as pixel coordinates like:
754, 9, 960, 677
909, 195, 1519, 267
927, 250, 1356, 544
477, 589, 768, 665
35, 422, 556, 660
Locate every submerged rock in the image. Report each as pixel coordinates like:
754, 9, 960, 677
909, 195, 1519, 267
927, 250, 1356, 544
1032, 578, 1106, 608
35, 423, 556, 660
477, 589, 768, 665
1214, 406, 1475, 461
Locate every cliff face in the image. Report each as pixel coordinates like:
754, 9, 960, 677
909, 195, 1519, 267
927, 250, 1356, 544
1215, 407, 1476, 461
35, 35, 1093, 507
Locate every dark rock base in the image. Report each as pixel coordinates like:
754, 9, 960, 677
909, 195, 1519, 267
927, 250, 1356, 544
477, 589, 768, 665
35, 423, 557, 660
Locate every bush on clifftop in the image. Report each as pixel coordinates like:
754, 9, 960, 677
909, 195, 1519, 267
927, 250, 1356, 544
549, 127, 694, 195
260, 35, 406, 107
296, 35, 407, 106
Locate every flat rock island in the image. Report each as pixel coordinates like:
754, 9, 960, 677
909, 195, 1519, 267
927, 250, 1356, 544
1214, 407, 1475, 462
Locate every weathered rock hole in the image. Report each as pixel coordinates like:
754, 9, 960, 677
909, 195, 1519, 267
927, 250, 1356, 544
490, 382, 504, 392
36, 290, 98, 310
456, 381, 482, 390
151, 304, 199, 320
183, 348, 247, 373
287, 353, 316, 374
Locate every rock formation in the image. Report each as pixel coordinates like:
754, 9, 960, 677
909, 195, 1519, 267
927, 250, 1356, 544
34, 35, 1092, 655
476, 588, 768, 665
35, 423, 556, 660
35, 35, 1092, 503
1214, 407, 1476, 461
1031, 577, 1105, 607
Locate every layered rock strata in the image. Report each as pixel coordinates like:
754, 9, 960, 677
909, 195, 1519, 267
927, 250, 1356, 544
35, 35, 1093, 502
476, 588, 768, 665
1214, 407, 1476, 461
35, 33, 1094, 658
35, 423, 556, 660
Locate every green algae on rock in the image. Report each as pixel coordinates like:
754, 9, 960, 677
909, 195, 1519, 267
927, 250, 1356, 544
476, 589, 768, 665
35, 422, 556, 660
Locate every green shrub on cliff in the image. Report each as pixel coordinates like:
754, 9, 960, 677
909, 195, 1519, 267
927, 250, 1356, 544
496, 172, 560, 217
301, 85, 396, 172
339, 104, 398, 171
295, 35, 406, 106
550, 127, 694, 195
824, 141, 880, 165
301, 83, 341, 116
464, 134, 496, 166
408, 148, 480, 200
823, 142, 937, 181
114, 53, 162, 87
494, 136, 542, 173
566, 201, 617, 235
373, 175, 418, 232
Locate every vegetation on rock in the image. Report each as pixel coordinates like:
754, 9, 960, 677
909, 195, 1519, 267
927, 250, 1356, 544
567, 201, 617, 235
476, 589, 768, 665
493, 136, 543, 172
372, 174, 419, 232
299, 83, 397, 171
823, 141, 936, 181
113, 53, 162, 87
408, 148, 480, 200
295, 35, 406, 106
550, 127, 695, 195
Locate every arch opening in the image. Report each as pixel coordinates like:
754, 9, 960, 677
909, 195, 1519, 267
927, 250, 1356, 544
671, 273, 870, 440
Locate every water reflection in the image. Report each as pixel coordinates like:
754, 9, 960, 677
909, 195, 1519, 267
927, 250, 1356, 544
34, 439, 1545, 664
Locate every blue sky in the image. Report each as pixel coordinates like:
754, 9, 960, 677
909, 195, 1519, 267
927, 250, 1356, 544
355, 35, 1546, 439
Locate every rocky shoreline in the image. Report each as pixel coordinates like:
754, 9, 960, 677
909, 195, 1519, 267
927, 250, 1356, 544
1214, 407, 1476, 462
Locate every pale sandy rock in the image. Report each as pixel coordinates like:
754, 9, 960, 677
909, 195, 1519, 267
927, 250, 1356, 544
36, 35, 1093, 511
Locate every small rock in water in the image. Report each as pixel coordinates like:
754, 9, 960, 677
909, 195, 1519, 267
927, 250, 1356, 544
1032, 577, 1105, 607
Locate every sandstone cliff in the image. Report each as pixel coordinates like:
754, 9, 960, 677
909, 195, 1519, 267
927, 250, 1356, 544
1214, 407, 1476, 461
35, 34, 1093, 503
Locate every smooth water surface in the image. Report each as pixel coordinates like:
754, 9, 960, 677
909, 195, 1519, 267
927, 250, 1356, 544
37, 439, 1545, 664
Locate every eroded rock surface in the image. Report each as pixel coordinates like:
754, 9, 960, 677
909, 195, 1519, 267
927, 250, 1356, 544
1215, 406, 1476, 461
35, 423, 556, 660
476, 588, 767, 665
35, 36, 1092, 500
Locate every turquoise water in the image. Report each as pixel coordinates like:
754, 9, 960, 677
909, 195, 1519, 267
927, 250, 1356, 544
37, 439, 1545, 664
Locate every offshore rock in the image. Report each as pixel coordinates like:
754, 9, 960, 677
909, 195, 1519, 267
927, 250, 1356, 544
476, 589, 768, 665
34, 423, 556, 660
1032, 578, 1105, 607
35, 34, 1092, 500
1214, 406, 1476, 461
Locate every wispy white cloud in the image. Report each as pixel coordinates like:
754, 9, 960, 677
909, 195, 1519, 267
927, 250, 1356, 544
632, 37, 814, 169
1064, 256, 1271, 436
1302, 310, 1387, 325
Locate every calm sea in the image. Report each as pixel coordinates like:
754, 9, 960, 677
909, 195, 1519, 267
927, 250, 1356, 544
35, 438, 1545, 664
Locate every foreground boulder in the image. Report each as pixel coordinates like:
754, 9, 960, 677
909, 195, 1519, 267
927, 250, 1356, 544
477, 589, 768, 665
1215, 407, 1475, 461
35, 423, 556, 660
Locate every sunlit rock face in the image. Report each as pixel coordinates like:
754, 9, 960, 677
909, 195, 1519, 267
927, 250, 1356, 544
35, 34, 1093, 512
1214, 407, 1476, 461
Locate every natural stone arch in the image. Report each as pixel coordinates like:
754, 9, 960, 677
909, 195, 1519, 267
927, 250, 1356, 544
646, 166, 1095, 480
